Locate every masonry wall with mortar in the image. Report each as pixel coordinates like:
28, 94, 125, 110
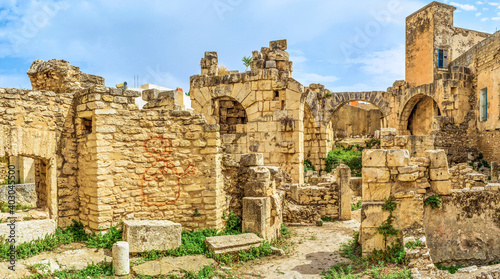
0, 85, 77, 227
190, 40, 305, 183
73, 86, 225, 231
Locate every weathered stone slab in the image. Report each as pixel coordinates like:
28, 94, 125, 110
242, 197, 271, 239
240, 153, 264, 167
205, 233, 263, 254
123, 220, 181, 253
0, 183, 37, 207
0, 219, 55, 244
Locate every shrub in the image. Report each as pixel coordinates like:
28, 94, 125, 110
324, 148, 362, 175
304, 159, 315, 172
351, 200, 362, 211
424, 195, 442, 209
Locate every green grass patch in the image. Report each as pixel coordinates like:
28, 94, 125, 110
0, 220, 122, 260
0, 202, 33, 212
322, 232, 409, 278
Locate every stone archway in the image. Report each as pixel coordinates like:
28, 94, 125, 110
399, 94, 441, 135
212, 97, 248, 135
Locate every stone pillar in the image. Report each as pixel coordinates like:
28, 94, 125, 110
424, 150, 451, 195
112, 241, 130, 276
336, 163, 351, 220
491, 162, 499, 181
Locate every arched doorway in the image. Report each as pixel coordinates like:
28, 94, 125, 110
212, 97, 248, 135
400, 95, 441, 135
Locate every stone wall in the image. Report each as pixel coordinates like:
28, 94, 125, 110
73, 86, 224, 231
283, 164, 351, 224
449, 163, 488, 189
424, 190, 500, 266
360, 148, 453, 256
0, 86, 76, 225
330, 104, 382, 138
191, 40, 305, 183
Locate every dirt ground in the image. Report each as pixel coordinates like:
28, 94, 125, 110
231, 211, 362, 279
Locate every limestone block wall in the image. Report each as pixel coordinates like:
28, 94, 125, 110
283, 164, 351, 224
73, 86, 225, 231
360, 148, 453, 255
0, 87, 77, 225
330, 104, 382, 138
449, 163, 488, 189
378, 128, 436, 157
424, 190, 500, 266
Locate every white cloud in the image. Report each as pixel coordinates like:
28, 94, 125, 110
477, 1, 484, 4
476, 12, 482, 16
349, 45, 404, 78
292, 72, 339, 86
492, 16, 500, 20
450, 2, 477, 11
489, 2, 499, 5
484, 7, 490, 10
481, 17, 490, 21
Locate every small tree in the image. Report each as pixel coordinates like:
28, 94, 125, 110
242, 56, 253, 71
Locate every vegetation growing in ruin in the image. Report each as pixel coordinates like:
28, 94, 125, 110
0, 220, 122, 259
0, 201, 33, 212
365, 138, 381, 149
304, 159, 316, 172
404, 240, 422, 249
218, 65, 230, 75
435, 262, 465, 274
424, 195, 442, 209
377, 197, 398, 242
324, 145, 362, 176
138, 211, 282, 265
322, 231, 409, 279
321, 216, 333, 222
242, 56, 253, 71
351, 200, 362, 211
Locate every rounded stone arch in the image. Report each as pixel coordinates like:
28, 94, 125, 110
399, 94, 442, 135
323, 91, 391, 125
210, 96, 248, 134
190, 82, 253, 125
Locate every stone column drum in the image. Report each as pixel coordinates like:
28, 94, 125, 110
113, 241, 130, 275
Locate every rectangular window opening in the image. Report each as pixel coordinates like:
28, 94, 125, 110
480, 88, 488, 122
437, 49, 448, 69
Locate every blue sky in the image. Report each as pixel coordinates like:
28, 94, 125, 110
0, 0, 499, 102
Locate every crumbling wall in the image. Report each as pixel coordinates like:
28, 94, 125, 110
191, 40, 305, 183
283, 164, 351, 224
73, 86, 225, 231
360, 149, 452, 255
379, 128, 435, 157
28, 59, 104, 93
0, 87, 77, 225
424, 190, 500, 266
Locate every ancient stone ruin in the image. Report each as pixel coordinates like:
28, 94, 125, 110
0, 1, 500, 278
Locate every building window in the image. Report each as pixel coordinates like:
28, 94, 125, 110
480, 88, 488, 122
437, 49, 448, 69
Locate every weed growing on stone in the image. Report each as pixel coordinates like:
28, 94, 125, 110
304, 159, 315, 172
321, 216, 333, 222
435, 262, 465, 274
26, 261, 114, 279
424, 194, 442, 209
351, 200, 362, 211
377, 197, 399, 243
405, 240, 422, 249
